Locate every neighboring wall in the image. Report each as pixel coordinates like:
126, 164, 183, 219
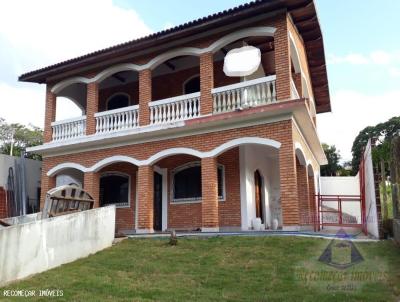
320, 176, 362, 223
0, 206, 115, 286
362, 140, 380, 238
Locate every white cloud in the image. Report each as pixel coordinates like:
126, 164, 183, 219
389, 67, 400, 77
0, 0, 152, 127
0, 0, 152, 75
317, 89, 400, 162
328, 50, 400, 66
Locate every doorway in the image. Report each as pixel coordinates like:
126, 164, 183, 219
254, 170, 264, 224
153, 171, 163, 231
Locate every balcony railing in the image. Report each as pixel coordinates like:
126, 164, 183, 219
149, 92, 200, 125
51, 116, 86, 141
212, 75, 276, 114
95, 105, 139, 134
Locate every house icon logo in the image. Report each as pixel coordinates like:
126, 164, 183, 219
318, 229, 364, 269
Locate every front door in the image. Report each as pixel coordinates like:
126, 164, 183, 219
254, 170, 264, 224
153, 171, 163, 231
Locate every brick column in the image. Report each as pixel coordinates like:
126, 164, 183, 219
137, 165, 154, 233
86, 82, 99, 135
279, 141, 300, 229
200, 52, 214, 116
139, 69, 152, 126
308, 173, 316, 230
40, 166, 56, 210
84, 172, 100, 208
201, 157, 219, 231
274, 15, 291, 101
44, 86, 56, 143
296, 159, 310, 226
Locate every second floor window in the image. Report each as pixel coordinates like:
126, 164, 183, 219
107, 93, 130, 111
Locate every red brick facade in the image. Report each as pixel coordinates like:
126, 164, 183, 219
37, 11, 322, 233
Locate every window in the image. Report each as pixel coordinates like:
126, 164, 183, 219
100, 173, 130, 207
183, 75, 200, 94
107, 93, 130, 110
172, 162, 225, 202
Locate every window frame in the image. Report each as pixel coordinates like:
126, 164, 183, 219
170, 161, 226, 204
106, 92, 131, 111
99, 171, 131, 208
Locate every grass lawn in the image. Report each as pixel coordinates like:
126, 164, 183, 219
1, 236, 399, 301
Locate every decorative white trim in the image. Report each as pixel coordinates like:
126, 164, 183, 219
47, 163, 88, 176
100, 171, 131, 208
94, 104, 139, 117
212, 75, 276, 94
46, 137, 282, 176
149, 92, 200, 107
51, 26, 276, 93
51, 115, 86, 126
105, 92, 131, 111
294, 142, 307, 166
91, 155, 142, 172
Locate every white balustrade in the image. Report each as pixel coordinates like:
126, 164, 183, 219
212, 75, 277, 114
95, 105, 139, 134
149, 92, 200, 125
51, 116, 86, 141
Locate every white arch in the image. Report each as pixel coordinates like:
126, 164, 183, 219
56, 95, 85, 112
146, 47, 202, 70
47, 163, 88, 176
94, 63, 141, 83
51, 26, 276, 92
207, 26, 276, 54
144, 148, 204, 165
205, 137, 280, 157
289, 32, 301, 74
52, 77, 90, 94
91, 155, 142, 172
294, 142, 307, 166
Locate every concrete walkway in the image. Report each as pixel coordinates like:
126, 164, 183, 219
125, 229, 377, 242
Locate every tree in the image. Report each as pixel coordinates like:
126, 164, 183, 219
321, 143, 341, 176
0, 117, 43, 160
351, 116, 400, 175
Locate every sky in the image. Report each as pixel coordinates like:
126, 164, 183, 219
0, 0, 399, 162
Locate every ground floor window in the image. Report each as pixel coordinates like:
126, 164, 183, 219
100, 172, 130, 207
172, 162, 225, 202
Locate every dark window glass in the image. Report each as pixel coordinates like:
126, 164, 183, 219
173, 164, 224, 201
174, 166, 201, 200
184, 76, 200, 94
100, 175, 129, 206
107, 94, 129, 110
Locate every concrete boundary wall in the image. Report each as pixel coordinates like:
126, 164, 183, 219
0, 206, 115, 286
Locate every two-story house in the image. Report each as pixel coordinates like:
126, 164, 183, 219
20, 0, 330, 234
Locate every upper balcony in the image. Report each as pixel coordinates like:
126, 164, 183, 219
31, 26, 317, 153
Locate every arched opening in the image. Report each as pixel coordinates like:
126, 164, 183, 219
213, 36, 275, 88
296, 148, 310, 227
56, 83, 87, 121
307, 164, 317, 230
55, 168, 84, 188
152, 55, 200, 101
98, 70, 139, 112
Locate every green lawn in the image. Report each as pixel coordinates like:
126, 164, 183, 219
1, 236, 400, 302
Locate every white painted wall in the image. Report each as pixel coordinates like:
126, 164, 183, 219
320, 176, 362, 223
239, 145, 281, 230
363, 140, 380, 238
0, 206, 115, 286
